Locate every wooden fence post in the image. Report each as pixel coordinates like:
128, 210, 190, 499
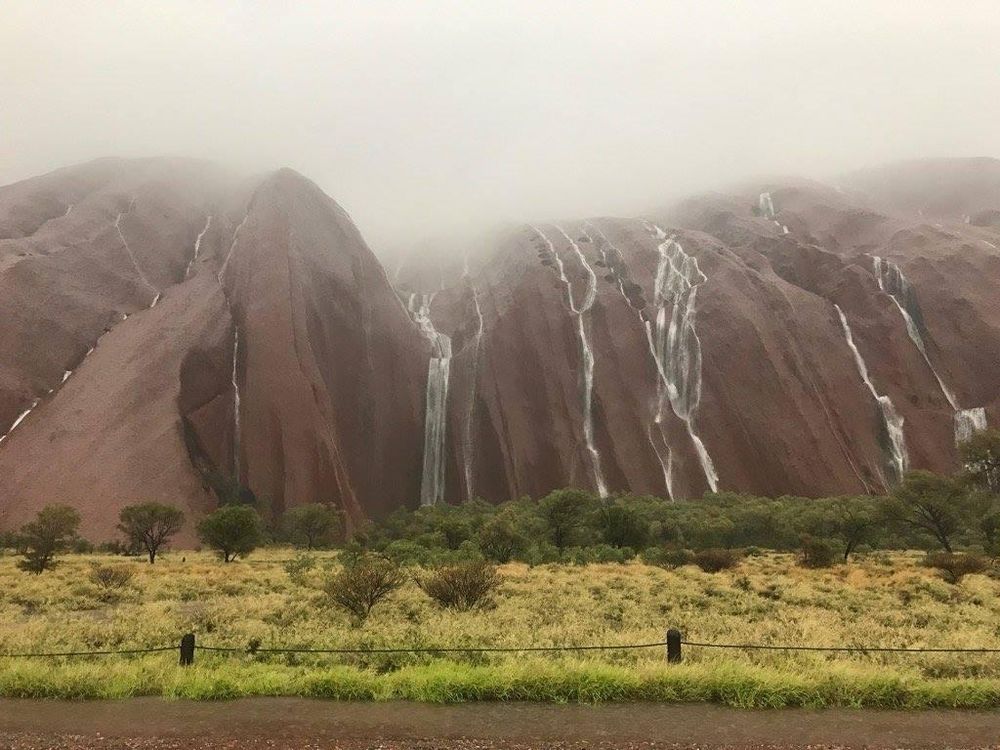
180, 633, 195, 666
666, 628, 682, 663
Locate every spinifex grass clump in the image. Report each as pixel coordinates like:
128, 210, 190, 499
324, 553, 405, 623
923, 552, 990, 584
416, 561, 502, 610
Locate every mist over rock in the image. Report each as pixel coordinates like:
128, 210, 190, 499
1, 157, 998, 541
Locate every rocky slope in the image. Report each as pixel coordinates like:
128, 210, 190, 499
1, 157, 997, 540
0, 159, 427, 541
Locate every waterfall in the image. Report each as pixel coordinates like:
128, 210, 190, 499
871, 256, 989, 445
114, 198, 158, 303
955, 407, 988, 444
231, 326, 242, 481
0, 399, 40, 445
835, 304, 908, 482
758, 192, 776, 219
218, 210, 250, 282
585, 221, 676, 498
408, 293, 452, 506
460, 259, 485, 500
534, 225, 608, 496
648, 223, 719, 493
872, 256, 959, 409
185, 215, 213, 280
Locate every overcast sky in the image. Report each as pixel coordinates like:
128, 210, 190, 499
2, 1, 999, 251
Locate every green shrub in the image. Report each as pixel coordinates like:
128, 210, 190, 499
477, 516, 523, 563
799, 536, 836, 569
16, 505, 81, 574
566, 544, 633, 565
923, 552, 989, 584
196, 505, 263, 562
417, 560, 502, 610
324, 554, 405, 623
87, 563, 136, 601
597, 503, 649, 549
693, 548, 741, 573
283, 503, 341, 549
642, 547, 694, 569
283, 552, 318, 586
117, 502, 185, 563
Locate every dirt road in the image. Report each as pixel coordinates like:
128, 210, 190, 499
1, 699, 998, 749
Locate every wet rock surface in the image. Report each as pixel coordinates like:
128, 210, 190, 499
1, 157, 998, 534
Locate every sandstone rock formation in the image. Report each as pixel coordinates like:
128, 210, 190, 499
1, 157, 997, 540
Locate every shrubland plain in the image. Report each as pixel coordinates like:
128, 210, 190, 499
3, 548, 1000, 707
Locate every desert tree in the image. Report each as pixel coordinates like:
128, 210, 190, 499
538, 488, 595, 551
959, 429, 1000, 495
284, 503, 341, 550
324, 553, 405, 623
197, 505, 263, 562
829, 496, 878, 562
17, 504, 81, 574
883, 471, 971, 553
117, 502, 185, 563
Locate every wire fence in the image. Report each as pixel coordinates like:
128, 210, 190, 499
3, 632, 1000, 663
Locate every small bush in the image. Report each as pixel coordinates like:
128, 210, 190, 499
477, 517, 523, 563
88, 564, 135, 601
642, 547, 694, 569
17, 505, 81, 574
417, 561, 502, 610
284, 503, 341, 549
799, 536, 836, 569
196, 505, 262, 562
324, 554, 405, 623
693, 548, 741, 573
923, 552, 989, 584
284, 552, 318, 587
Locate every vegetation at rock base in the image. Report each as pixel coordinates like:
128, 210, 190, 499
117, 503, 184, 564
1, 549, 1000, 705
283, 503, 341, 550
197, 505, 263, 563
14, 505, 81, 574
324, 553, 405, 622
416, 560, 502, 610
0, 430, 998, 704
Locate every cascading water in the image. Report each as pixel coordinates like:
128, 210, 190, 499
218, 211, 250, 282
584, 220, 676, 498
872, 256, 990, 443
408, 293, 452, 506
534, 225, 608, 496
834, 304, 908, 482
460, 257, 485, 500
955, 407, 988, 444
872, 256, 958, 409
647, 223, 719, 493
0, 399, 40, 445
758, 192, 776, 219
185, 215, 213, 280
114, 198, 158, 305
231, 326, 242, 481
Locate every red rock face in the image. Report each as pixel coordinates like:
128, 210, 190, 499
1, 157, 998, 542
0, 159, 427, 541
404, 159, 1000, 506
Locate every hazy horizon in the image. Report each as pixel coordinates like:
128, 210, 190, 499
3, 1, 1000, 253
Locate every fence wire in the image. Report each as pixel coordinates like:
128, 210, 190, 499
3, 638, 1000, 659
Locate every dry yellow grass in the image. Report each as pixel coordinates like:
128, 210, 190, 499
1, 549, 999, 703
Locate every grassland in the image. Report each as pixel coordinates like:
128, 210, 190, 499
2, 549, 1000, 706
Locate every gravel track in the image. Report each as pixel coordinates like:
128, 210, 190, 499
2, 699, 999, 749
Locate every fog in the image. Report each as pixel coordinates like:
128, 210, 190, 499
2, 1, 999, 252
